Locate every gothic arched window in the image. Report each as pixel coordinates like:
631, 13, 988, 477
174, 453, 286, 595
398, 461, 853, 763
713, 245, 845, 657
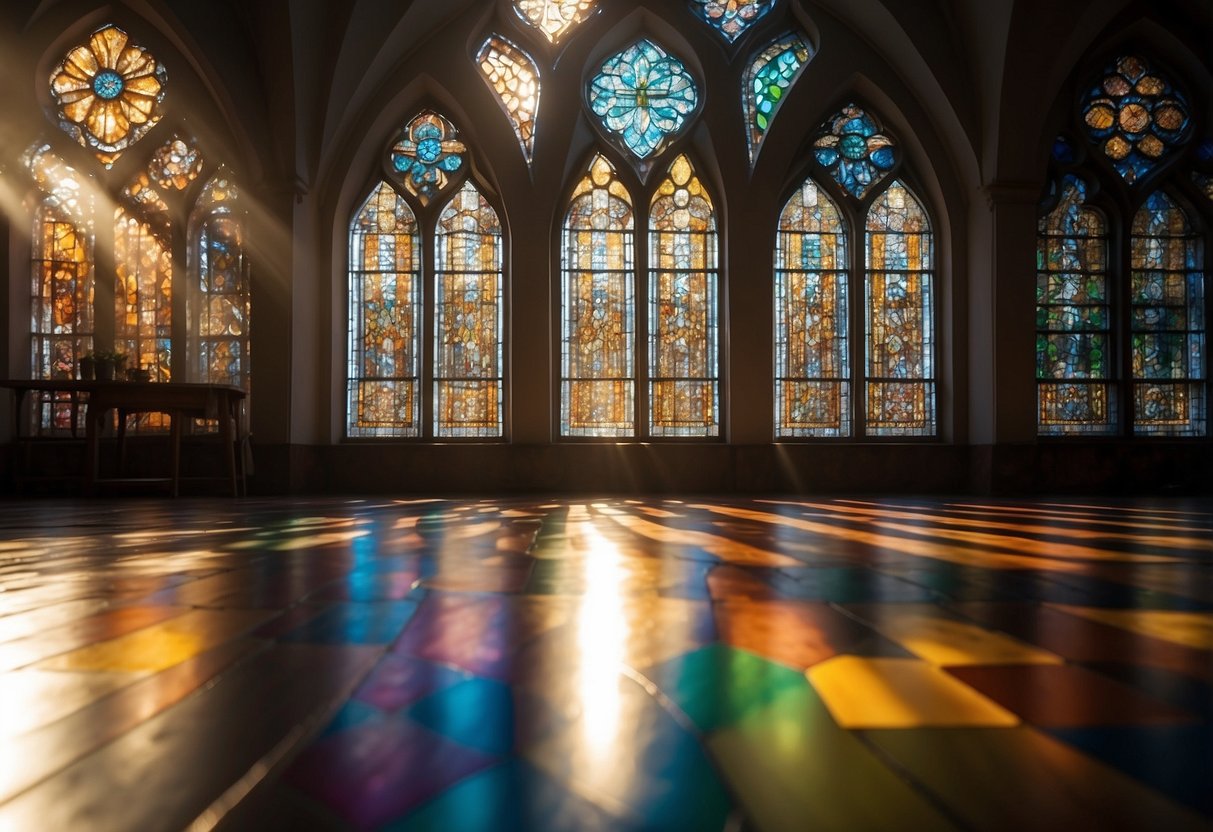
347, 112, 505, 439
1040, 54, 1206, 436
560, 152, 719, 437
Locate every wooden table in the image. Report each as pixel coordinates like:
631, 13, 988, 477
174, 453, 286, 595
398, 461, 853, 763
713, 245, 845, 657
1, 380, 246, 496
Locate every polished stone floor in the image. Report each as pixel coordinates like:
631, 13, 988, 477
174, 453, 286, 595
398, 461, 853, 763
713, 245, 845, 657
0, 496, 1209, 831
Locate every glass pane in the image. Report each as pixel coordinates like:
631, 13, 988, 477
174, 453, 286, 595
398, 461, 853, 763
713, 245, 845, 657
743, 34, 813, 166
434, 183, 504, 438
390, 111, 466, 206
49, 25, 167, 168
865, 181, 935, 436
649, 155, 718, 437
1130, 191, 1205, 435
775, 178, 849, 437
1081, 56, 1192, 184
561, 155, 635, 437
476, 36, 540, 165
588, 39, 698, 159
690, 0, 775, 42
814, 104, 897, 199
512, 0, 598, 43
347, 182, 421, 437
1036, 176, 1116, 435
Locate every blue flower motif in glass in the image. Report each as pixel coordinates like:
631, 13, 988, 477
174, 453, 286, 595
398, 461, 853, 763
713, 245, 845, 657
691, 0, 774, 42
1081, 56, 1191, 184
1052, 135, 1076, 165
92, 70, 124, 100
743, 33, 812, 165
588, 39, 698, 159
813, 104, 897, 198
389, 111, 466, 205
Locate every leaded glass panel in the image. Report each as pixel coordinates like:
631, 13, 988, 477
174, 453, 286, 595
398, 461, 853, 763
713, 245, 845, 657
434, 183, 504, 438
561, 155, 635, 437
1081, 56, 1191, 184
743, 34, 812, 166
49, 25, 167, 168
690, 0, 775, 42
1130, 192, 1205, 435
649, 155, 718, 437
1036, 177, 1115, 434
192, 174, 250, 391
513, 0, 598, 43
588, 39, 698, 160
348, 182, 421, 437
150, 137, 203, 191
476, 36, 540, 165
814, 104, 897, 199
865, 181, 934, 436
115, 188, 172, 386
390, 111, 466, 206
776, 178, 849, 437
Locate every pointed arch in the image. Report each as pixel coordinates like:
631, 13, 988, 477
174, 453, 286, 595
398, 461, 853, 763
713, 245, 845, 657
114, 181, 172, 385
433, 181, 504, 438
561, 153, 636, 437
648, 154, 719, 436
865, 179, 935, 436
347, 182, 422, 437
775, 176, 849, 437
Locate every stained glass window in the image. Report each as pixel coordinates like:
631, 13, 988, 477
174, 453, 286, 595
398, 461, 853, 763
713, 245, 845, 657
390, 111, 466, 206
1130, 192, 1205, 435
561, 155, 635, 437
192, 173, 250, 391
348, 182, 421, 437
115, 183, 172, 384
150, 137, 203, 191
49, 25, 167, 168
476, 36, 540, 165
588, 39, 698, 159
814, 104, 897, 199
513, 0, 598, 44
26, 146, 94, 432
1036, 177, 1115, 434
865, 181, 934, 436
434, 183, 504, 438
776, 178, 849, 437
743, 34, 812, 166
1081, 56, 1191, 184
1193, 172, 1213, 202
649, 155, 718, 436
690, 0, 775, 42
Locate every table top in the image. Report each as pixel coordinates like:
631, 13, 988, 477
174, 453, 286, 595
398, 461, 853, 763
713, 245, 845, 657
0, 379, 245, 396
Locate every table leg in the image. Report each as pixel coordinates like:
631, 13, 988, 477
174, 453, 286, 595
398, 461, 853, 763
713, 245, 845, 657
84, 404, 102, 497
221, 402, 238, 497
170, 411, 182, 498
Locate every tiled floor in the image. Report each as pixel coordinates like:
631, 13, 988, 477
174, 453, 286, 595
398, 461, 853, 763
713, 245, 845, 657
0, 496, 1209, 831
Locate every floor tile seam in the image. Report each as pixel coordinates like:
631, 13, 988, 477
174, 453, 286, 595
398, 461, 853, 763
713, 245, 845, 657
0, 637, 275, 808
850, 728, 980, 832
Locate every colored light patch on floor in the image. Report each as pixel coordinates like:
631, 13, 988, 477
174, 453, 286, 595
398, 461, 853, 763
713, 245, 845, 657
280, 600, 419, 644
866, 726, 1210, 831
1049, 606, 1213, 650
708, 684, 960, 831
0, 669, 142, 738
643, 644, 810, 733
808, 656, 1019, 728
715, 599, 881, 670
33, 609, 275, 672
845, 604, 1064, 665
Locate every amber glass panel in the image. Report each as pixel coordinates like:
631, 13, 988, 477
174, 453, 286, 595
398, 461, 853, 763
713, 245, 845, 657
347, 182, 421, 437
513, 0, 598, 43
865, 181, 935, 436
434, 183, 504, 438
114, 194, 172, 384
1036, 177, 1116, 435
649, 155, 718, 437
776, 178, 849, 437
1130, 192, 1205, 435
476, 36, 540, 165
561, 155, 635, 437
193, 176, 250, 389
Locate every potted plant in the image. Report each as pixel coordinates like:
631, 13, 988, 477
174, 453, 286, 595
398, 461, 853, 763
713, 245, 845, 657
79, 352, 96, 380
93, 350, 128, 381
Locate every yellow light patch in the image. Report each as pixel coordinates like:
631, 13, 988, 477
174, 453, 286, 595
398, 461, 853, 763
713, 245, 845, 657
1050, 606, 1213, 650
807, 656, 1019, 728
847, 605, 1063, 666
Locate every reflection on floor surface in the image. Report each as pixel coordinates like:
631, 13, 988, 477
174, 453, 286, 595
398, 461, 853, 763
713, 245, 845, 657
0, 496, 1210, 831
